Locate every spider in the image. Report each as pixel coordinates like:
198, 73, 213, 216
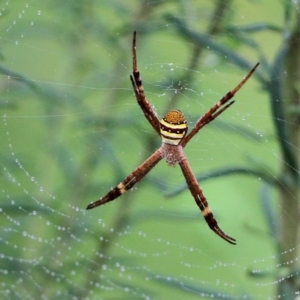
87, 31, 259, 245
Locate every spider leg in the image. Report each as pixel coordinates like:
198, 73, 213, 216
181, 62, 259, 147
179, 157, 236, 245
87, 148, 163, 210
130, 31, 161, 135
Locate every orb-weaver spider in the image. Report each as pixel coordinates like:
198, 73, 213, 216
87, 31, 259, 245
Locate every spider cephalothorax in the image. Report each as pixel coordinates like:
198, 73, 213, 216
87, 31, 259, 245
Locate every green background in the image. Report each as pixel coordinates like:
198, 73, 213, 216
0, 1, 298, 299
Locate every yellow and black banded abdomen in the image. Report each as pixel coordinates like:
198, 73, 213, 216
160, 109, 188, 145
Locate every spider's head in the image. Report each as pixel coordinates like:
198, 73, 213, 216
160, 109, 188, 145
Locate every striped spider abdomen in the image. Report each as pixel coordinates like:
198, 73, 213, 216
160, 109, 188, 145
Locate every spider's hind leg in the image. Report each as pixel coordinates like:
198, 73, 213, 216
130, 31, 161, 134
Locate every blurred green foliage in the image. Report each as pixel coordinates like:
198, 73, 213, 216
0, 1, 299, 299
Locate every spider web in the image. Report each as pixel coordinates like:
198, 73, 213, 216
1, 1, 300, 299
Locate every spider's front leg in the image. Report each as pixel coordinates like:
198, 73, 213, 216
179, 157, 236, 245
87, 149, 163, 209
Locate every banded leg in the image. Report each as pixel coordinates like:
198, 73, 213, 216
181, 62, 259, 147
179, 157, 236, 245
130, 31, 161, 134
87, 148, 163, 210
